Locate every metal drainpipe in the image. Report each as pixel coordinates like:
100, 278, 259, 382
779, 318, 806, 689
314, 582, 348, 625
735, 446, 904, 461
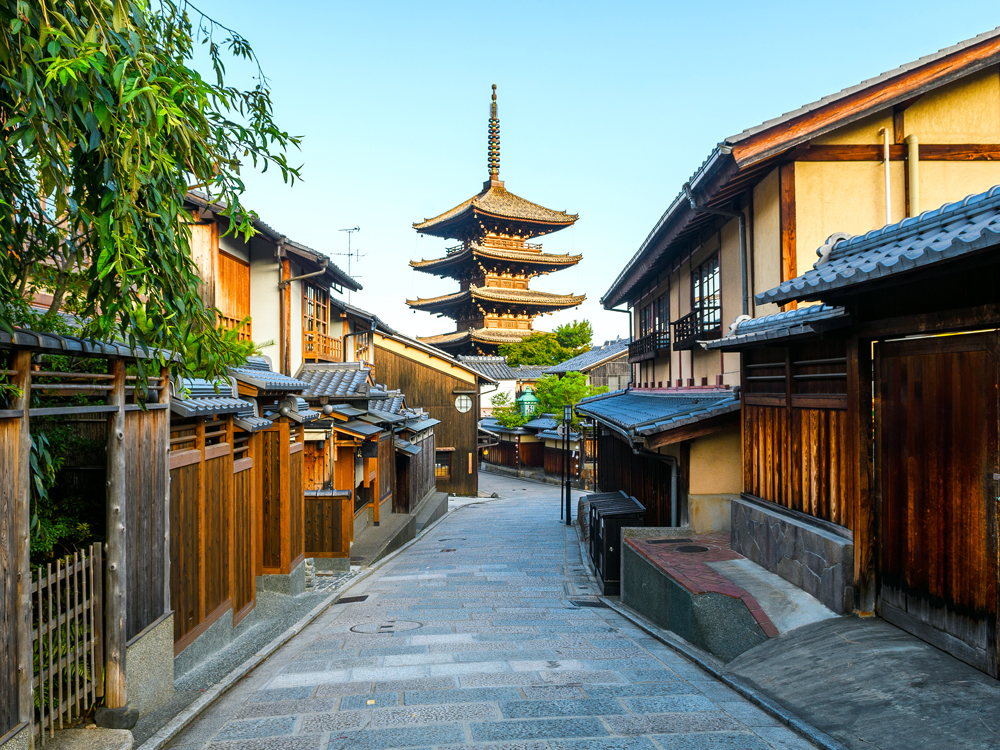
280, 258, 329, 288
683, 183, 749, 317
905, 134, 920, 216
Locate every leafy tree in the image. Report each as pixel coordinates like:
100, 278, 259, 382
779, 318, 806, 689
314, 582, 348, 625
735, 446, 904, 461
0, 0, 300, 381
533, 372, 607, 423
499, 320, 593, 367
489, 391, 530, 429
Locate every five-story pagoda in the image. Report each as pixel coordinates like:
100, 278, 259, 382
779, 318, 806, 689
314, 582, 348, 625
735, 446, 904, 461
408, 85, 583, 355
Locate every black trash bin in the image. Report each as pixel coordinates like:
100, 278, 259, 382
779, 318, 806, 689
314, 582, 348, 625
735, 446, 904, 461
593, 496, 645, 596
585, 491, 631, 562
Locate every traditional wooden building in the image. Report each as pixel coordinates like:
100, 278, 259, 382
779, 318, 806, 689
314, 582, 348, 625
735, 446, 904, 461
457, 355, 547, 417
708, 184, 1000, 677
591, 27, 1000, 535
544, 337, 631, 390
409, 86, 584, 355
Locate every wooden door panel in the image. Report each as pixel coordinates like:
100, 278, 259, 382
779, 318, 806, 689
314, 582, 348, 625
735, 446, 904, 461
878, 333, 998, 676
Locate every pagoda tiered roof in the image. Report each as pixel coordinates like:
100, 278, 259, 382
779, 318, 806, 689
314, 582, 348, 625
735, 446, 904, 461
411, 242, 582, 280
413, 181, 578, 241
418, 327, 536, 349
406, 286, 586, 316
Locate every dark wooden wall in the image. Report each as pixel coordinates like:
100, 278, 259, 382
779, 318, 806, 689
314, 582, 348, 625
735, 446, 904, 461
374, 344, 478, 496
483, 441, 517, 469
520, 441, 544, 468
597, 429, 674, 527
289, 444, 304, 572
260, 430, 281, 572
232, 458, 255, 625
304, 493, 349, 558
0, 415, 19, 737
394, 432, 436, 515
125, 407, 168, 641
544, 445, 581, 478
741, 339, 853, 529
378, 434, 393, 508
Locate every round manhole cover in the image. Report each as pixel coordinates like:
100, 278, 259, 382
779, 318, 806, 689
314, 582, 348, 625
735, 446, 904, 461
675, 545, 710, 553
351, 620, 423, 634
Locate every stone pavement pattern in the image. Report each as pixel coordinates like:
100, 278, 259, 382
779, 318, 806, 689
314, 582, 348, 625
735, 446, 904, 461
164, 474, 816, 750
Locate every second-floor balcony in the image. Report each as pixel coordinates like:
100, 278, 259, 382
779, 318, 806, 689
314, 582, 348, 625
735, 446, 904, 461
303, 330, 343, 362
628, 330, 670, 363
673, 307, 722, 351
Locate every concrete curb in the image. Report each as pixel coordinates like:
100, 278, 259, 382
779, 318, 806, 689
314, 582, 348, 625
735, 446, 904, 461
568, 518, 846, 750
598, 597, 849, 750
137, 504, 465, 750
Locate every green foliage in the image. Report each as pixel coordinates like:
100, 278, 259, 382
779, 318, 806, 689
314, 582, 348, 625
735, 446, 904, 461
29, 424, 105, 563
533, 372, 607, 423
0, 0, 301, 384
499, 320, 594, 366
490, 391, 530, 429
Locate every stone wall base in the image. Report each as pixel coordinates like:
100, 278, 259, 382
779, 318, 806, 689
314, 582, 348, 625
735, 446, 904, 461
731, 494, 854, 614
125, 614, 175, 716
256, 558, 306, 596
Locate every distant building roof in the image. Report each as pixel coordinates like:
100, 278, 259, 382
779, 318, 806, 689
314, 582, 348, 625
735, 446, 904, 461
545, 338, 631, 374
457, 356, 547, 381
411, 243, 582, 278
524, 414, 559, 431
420, 327, 534, 350
170, 378, 247, 419
576, 389, 739, 441
704, 305, 850, 351
758, 185, 1000, 305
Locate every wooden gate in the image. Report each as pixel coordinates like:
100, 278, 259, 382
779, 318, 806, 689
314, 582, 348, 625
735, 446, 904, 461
878, 332, 999, 676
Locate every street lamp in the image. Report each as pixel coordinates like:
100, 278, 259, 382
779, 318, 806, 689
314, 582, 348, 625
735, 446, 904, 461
563, 405, 573, 525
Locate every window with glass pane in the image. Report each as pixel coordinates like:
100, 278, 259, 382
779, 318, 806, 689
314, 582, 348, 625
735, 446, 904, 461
638, 304, 653, 337
691, 254, 721, 333
653, 291, 669, 332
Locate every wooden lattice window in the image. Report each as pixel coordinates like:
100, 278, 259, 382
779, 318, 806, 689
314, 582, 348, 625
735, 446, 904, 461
691, 253, 721, 334
303, 282, 342, 362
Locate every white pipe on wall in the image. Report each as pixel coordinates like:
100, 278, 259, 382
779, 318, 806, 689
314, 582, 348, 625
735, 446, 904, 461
906, 134, 920, 216
878, 127, 892, 225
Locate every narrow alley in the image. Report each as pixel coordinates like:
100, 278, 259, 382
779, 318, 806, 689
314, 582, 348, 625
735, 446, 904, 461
163, 475, 815, 750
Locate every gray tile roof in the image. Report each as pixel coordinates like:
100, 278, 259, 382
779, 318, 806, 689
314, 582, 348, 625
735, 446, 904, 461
170, 378, 247, 418
370, 391, 405, 414
524, 414, 559, 430
402, 416, 440, 433
334, 419, 382, 438
263, 396, 321, 424
535, 429, 581, 441
704, 305, 850, 351
544, 338, 631, 374
455, 355, 546, 381
395, 438, 422, 456
295, 363, 373, 399
479, 417, 529, 435
576, 389, 739, 439
758, 185, 1000, 305
231, 357, 308, 392
0, 328, 178, 361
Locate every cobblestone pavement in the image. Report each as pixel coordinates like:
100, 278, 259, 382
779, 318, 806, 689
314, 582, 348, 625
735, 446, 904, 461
164, 474, 816, 750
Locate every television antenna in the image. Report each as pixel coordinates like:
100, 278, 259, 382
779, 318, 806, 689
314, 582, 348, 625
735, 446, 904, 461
332, 227, 366, 302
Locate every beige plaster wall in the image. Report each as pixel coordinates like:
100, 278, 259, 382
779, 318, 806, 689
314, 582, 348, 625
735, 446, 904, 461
904, 68, 1000, 144
794, 160, 905, 273
751, 168, 781, 317
688, 425, 742, 495
917, 161, 1000, 214
249, 237, 281, 366
811, 111, 893, 145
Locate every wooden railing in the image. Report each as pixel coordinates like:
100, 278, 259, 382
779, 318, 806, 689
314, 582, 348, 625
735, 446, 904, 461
303, 331, 343, 362
32, 544, 103, 746
628, 331, 670, 363
354, 331, 371, 364
672, 307, 721, 351
218, 313, 252, 341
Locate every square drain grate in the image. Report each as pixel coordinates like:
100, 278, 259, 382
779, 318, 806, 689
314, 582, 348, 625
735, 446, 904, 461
337, 595, 368, 604
570, 599, 608, 609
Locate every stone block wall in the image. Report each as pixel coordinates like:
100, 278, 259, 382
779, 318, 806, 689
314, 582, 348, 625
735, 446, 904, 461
731, 495, 854, 614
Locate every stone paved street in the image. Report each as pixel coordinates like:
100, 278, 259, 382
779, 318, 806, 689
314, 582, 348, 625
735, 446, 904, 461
163, 474, 817, 750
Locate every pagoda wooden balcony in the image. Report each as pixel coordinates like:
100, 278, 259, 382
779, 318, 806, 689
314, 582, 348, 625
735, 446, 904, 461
303, 330, 343, 362
673, 308, 722, 351
628, 331, 670, 363
219, 313, 253, 341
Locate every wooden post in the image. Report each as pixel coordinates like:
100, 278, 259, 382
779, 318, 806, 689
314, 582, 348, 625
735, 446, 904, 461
105, 358, 127, 708
196, 417, 206, 621
279, 419, 290, 574
12, 350, 32, 731
848, 334, 876, 614
160, 367, 171, 617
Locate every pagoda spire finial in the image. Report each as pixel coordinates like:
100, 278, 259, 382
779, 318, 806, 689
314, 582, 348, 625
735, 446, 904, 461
487, 84, 500, 183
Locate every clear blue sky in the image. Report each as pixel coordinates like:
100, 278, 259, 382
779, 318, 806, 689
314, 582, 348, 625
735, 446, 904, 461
196, 0, 996, 343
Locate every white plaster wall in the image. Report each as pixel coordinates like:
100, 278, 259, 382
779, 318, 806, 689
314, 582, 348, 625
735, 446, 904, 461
249, 236, 280, 365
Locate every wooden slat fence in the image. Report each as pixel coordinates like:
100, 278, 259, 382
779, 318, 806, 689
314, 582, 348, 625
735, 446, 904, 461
483, 441, 518, 469
31, 544, 103, 746
261, 429, 282, 572
0, 413, 21, 740
289, 443, 304, 571
232, 457, 255, 626
520, 441, 544, 468
544, 446, 581, 478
